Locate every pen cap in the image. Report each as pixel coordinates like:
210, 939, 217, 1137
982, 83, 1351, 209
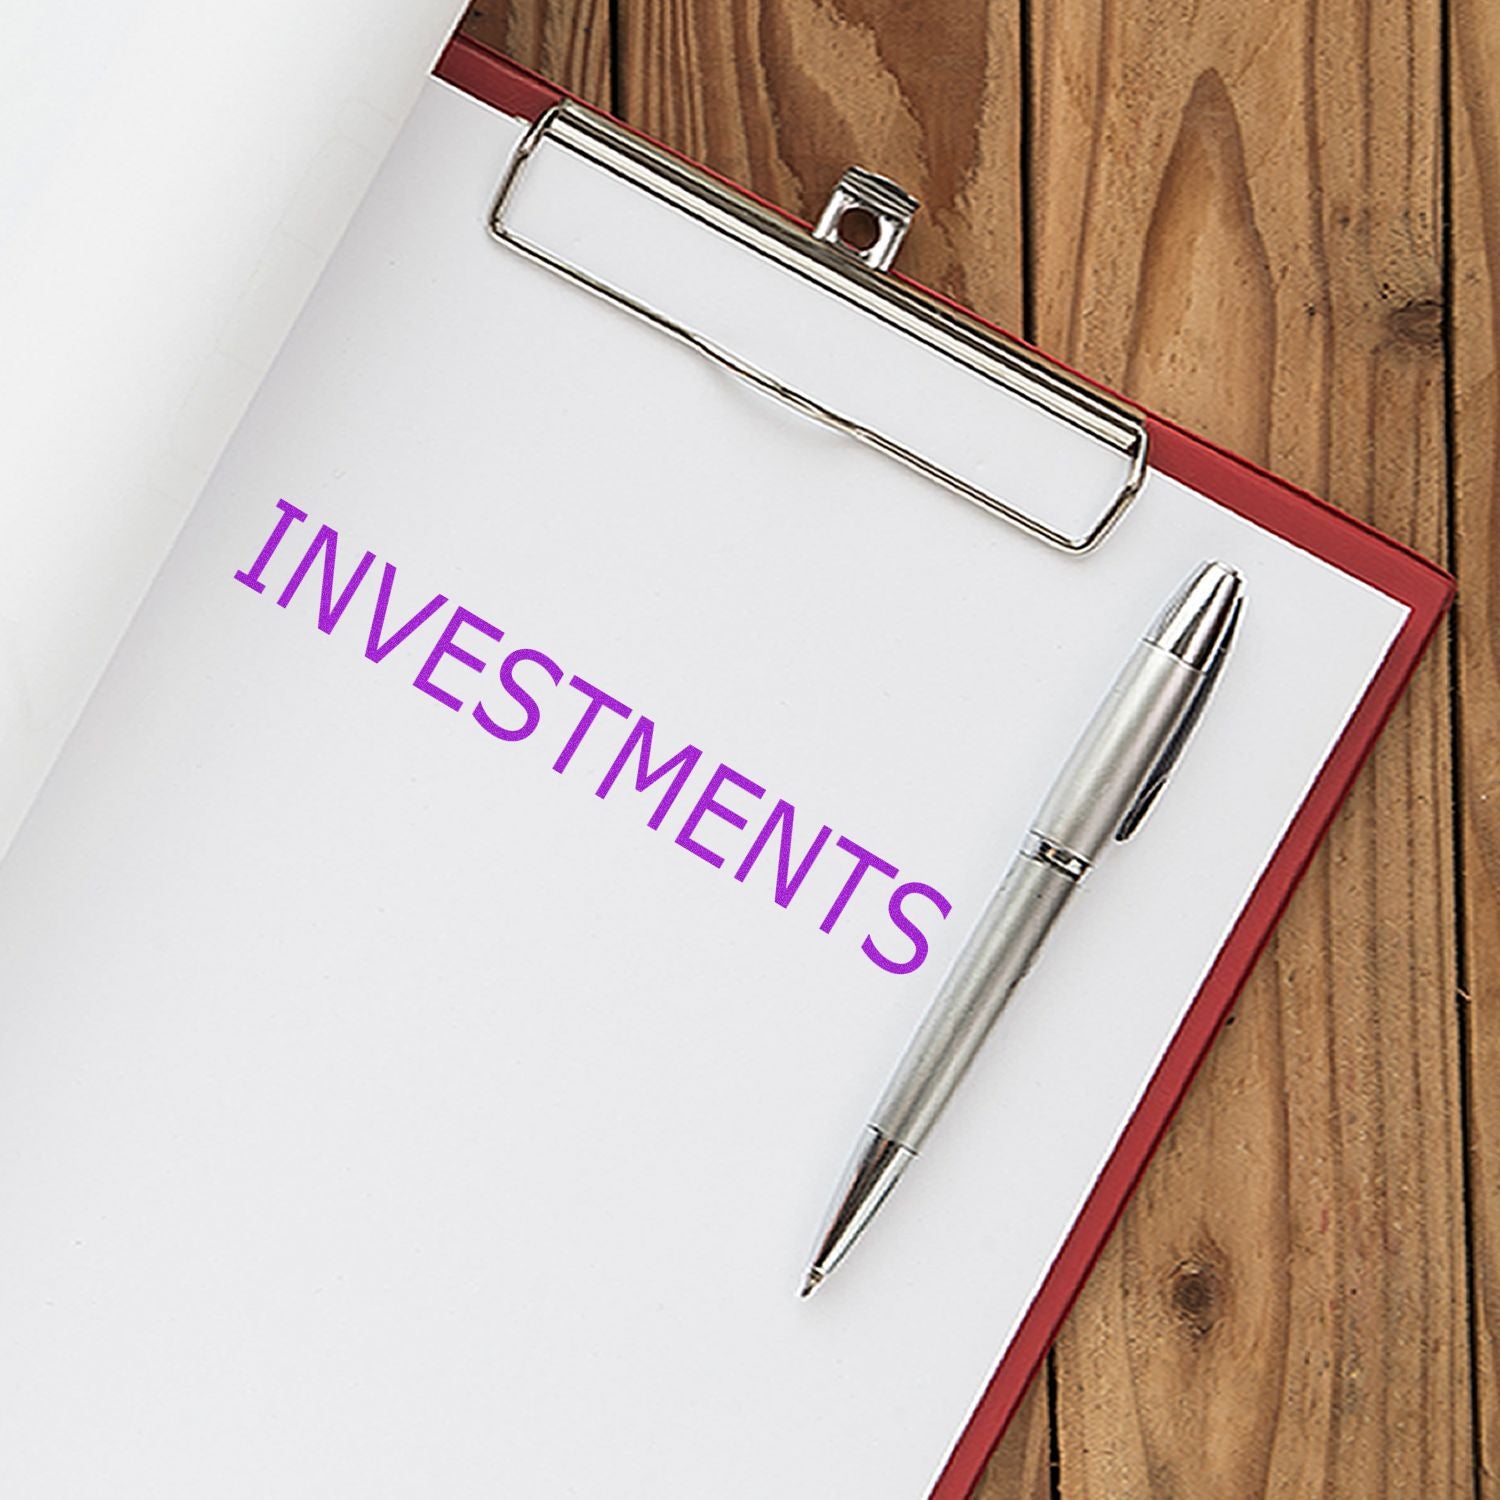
1031, 563, 1242, 866
1145, 562, 1243, 670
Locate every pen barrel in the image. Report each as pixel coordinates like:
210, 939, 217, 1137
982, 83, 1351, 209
1032, 641, 1202, 863
872, 850, 1075, 1149
870, 644, 1204, 1153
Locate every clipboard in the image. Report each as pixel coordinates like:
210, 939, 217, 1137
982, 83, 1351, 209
0, 31, 1452, 1500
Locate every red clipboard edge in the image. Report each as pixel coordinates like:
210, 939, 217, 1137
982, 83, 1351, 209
435, 34, 808, 231
434, 34, 564, 122
933, 415, 1450, 1497
434, 31, 1455, 1499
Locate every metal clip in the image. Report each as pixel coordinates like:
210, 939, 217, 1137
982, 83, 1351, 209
490, 102, 1150, 554
812, 168, 918, 273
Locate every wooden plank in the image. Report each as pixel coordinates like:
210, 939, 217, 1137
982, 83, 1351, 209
1453, 0, 1500, 1490
459, 0, 612, 104
1030, 2, 1467, 1494
612, 4, 1045, 1492
969, 1376, 1053, 1500
614, 0, 1025, 332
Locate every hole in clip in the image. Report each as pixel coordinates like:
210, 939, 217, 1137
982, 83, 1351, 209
837, 206, 881, 252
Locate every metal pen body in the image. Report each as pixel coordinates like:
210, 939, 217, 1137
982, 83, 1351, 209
873, 640, 1200, 1151
872, 851, 1070, 1148
802, 562, 1243, 1295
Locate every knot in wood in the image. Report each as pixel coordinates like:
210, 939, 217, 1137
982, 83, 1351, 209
1167, 1252, 1227, 1340
1385, 295, 1443, 350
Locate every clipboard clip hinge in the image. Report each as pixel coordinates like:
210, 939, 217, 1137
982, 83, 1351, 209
811, 168, 918, 273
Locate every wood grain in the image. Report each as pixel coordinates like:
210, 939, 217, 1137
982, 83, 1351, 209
460, 0, 612, 104
1454, 0, 1500, 1492
614, 0, 1025, 333
1032, 2, 1466, 1494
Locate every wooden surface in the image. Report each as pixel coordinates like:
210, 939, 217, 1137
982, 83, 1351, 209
459, 2, 1493, 1494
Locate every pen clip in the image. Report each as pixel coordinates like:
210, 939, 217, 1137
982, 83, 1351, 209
1115, 596, 1243, 842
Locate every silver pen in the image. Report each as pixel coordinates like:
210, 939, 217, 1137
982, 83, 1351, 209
801, 560, 1244, 1296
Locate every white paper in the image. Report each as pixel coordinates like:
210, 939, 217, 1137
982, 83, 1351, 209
0, 81, 1407, 1497
0, 0, 465, 856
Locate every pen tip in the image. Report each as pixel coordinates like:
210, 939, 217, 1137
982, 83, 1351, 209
800, 1268, 823, 1299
